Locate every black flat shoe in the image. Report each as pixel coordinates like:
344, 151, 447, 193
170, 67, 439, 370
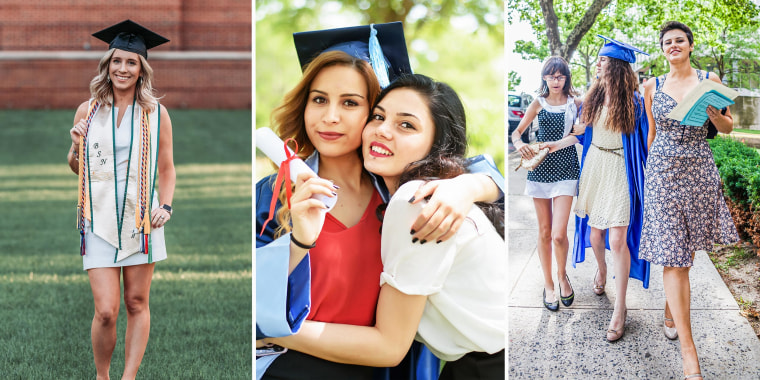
543, 288, 559, 311
560, 274, 575, 307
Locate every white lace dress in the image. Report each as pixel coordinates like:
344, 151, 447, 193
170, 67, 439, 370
574, 107, 630, 228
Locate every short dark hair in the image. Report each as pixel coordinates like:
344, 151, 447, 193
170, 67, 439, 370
659, 21, 694, 56
537, 56, 578, 98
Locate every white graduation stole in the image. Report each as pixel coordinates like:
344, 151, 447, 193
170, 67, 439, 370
83, 99, 160, 262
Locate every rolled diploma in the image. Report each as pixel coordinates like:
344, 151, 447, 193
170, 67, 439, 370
255, 127, 337, 211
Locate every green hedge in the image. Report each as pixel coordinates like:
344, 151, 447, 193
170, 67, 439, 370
710, 136, 760, 248
710, 136, 760, 208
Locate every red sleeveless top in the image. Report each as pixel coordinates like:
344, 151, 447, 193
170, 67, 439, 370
306, 190, 384, 326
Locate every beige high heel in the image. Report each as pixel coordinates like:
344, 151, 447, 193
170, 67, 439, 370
606, 308, 627, 342
593, 269, 605, 295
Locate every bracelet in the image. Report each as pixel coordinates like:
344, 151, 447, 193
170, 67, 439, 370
290, 234, 316, 249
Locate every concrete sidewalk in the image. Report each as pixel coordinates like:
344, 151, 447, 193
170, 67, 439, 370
506, 148, 760, 379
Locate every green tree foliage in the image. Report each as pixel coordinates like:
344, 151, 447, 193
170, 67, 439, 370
256, 0, 505, 169
508, 0, 642, 88
509, 0, 760, 90
635, 0, 759, 83
508, 71, 522, 91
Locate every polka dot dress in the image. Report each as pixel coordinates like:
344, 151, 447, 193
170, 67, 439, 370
525, 98, 580, 199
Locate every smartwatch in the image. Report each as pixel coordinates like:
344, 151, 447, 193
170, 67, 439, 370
160, 204, 172, 215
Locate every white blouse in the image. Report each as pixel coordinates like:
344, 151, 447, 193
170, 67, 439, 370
379, 180, 506, 361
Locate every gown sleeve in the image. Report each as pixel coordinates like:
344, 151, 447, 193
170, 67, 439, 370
255, 175, 311, 338
465, 154, 505, 205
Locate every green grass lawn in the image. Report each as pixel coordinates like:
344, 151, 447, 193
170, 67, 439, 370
734, 128, 760, 135
0, 110, 252, 378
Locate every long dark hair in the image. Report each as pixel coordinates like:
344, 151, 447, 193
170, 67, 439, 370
581, 56, 639, 134
375, 74, 504, 238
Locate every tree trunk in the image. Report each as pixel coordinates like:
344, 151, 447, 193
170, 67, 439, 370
539, 0, 614, 61
539, 0, 563, 57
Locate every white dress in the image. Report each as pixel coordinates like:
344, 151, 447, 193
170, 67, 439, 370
379, 180, 506, 362
83, 104, 167, 270
574, 107, 630, 228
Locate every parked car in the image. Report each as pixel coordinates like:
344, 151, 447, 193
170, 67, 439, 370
508, 91, 536, 144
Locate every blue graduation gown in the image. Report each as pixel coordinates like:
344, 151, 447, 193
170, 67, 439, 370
572, 93, 651, 288
255, 151, 505, 379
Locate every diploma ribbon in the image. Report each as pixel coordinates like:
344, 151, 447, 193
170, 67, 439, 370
259, 138, 300, 236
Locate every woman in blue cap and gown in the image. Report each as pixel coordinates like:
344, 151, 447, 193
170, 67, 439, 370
640, 21, 738, 380
572, 34, 650, 342
263, 73, 506, 380
67, 20, 175, 379
255, 23, 504, 380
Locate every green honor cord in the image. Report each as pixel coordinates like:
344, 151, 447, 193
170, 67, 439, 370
110, 98, 136, 261
147, 104, 161, 263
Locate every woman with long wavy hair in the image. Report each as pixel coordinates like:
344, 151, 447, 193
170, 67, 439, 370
572, 35, 650, 342
265, 73, 506, 380
255, 23, 504, 380
66, 20, 176, 379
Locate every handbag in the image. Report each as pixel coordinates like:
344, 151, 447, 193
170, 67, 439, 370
705, 107, 726, 139
515, 143, 550, 171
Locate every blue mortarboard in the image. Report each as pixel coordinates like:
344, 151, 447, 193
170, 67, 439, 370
597, 34, 649, 63
92, 20, 169, 59
293, 22, 412, 88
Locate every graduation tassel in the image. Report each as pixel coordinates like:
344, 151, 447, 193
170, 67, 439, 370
147, 234, 152, 263
368, 24, 391, 89
80, 230, 86, 256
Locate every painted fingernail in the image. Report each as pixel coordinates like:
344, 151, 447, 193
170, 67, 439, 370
333, 184, 340, 189
436, 240, 442, 244
410, 229, 416, 235
331, 191, 337, 196
412, 238, 419, 243
408, 196, 416, 203
420, 240, 427, 245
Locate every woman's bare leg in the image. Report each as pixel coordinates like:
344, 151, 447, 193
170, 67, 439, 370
663, 264, 701, 378
88, 267, 122, 380
121, 263, 155, 380
533, 198, 556, 301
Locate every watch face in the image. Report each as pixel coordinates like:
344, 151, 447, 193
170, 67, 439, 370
162, 204, 172, 213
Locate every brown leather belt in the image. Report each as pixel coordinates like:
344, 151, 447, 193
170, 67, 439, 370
592, 143, 623, 158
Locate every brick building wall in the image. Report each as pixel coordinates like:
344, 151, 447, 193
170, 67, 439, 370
0, 0, 251, 109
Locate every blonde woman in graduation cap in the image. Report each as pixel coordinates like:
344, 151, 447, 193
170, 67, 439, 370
67, 20, 175, 380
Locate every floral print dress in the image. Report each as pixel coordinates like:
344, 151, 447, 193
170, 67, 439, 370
639, 70, 739, 267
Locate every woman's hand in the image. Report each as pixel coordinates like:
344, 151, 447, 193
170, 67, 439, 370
706, 105, 733, 133
408, 176, 485, 244
515, 141, 535, 159
289, 172, 337, 247
539, 141, 560, 153
70, 118, 87, 145
150, 206, 171, 228
570, 123, 586, 136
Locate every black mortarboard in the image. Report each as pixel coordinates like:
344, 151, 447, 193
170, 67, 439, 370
293, 22, 412, 88
597, 34, 649, 63
92, 20, 169, 59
